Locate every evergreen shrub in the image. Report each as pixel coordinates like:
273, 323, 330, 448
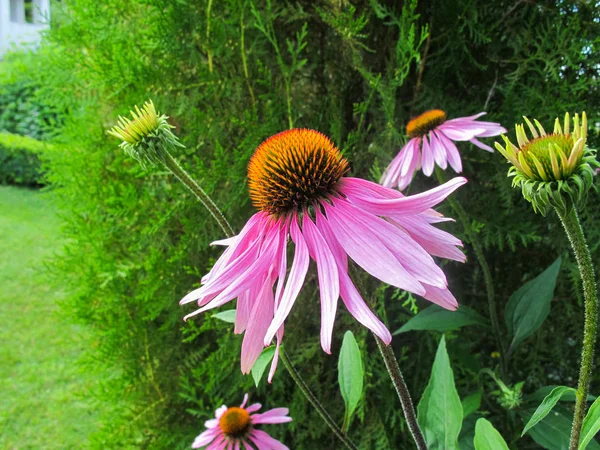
12, 0, 600, 448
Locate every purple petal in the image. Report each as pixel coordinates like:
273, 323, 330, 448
192, 428, 221, 448
422, 283, 459, 310
248, 430, 289, 450
324, 200, 425, 295
340, 177, 467, 216
421, 133, 434, 176
240, 274, 276, 374
429, 131, 448, 169
470, 137, 494, 152
435, 131, 462, 172
302, 214, 340, 354
251, 407, 292, 424
264, 218, 309, 346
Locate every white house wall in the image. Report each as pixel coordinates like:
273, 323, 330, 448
0, 0, 50, 59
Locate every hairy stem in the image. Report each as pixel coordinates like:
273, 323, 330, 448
163, 158, 353, 448
375, 337, 428, 450
555, 208, 598, 450
280, 350, 359, 450
435, 169, 507, 377
162, 151, 234, 238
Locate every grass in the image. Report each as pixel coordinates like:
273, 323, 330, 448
0, 186, 112, 449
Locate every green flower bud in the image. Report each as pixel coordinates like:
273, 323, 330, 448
495, 112, 599, 216
108, 100, 183, 168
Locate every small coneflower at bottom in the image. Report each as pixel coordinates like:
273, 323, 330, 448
192, 394, 292, 450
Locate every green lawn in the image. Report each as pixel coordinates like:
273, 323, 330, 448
0, 186, 109, 449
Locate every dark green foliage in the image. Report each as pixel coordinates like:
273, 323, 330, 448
0, 132, 48, 186
10, 0, 600, 448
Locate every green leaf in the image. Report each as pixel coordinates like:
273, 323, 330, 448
394, 305, 489, 334
522, 386, 576, 436
528, 386, 595, 404
474, 418, 509, 450
338, 331, 364, 431
212, 309, 236, 323
462, 389, 482, 419
251, 347, 276, 387
580, 396, 600, 449
417, 336, 463, 450
522, 407, 600, 450
505, 258, 562, 352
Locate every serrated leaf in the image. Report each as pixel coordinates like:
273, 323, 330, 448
580, 396, 600, 449
474, 418, 509, 450
212, 309, 236, 323
462, 389, 482, 419
394, 305, 489, 334
522, 386, 576, 436
338, 331, 363, 431
251, 346, 275, 387
505, 258, 561, 352
417, 336, 463, 450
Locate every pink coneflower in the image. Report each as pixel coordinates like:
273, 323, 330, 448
181, 129, 466, 378
192, 393, 292, 450
381, 110, 506, 190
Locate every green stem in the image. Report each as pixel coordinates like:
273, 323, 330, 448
162, 151, 234, 238
280, 350, 359, 450
435, 169, 507, 377
375, 337, 428, 450
349, 266, 427, 449
162, 156, 353, 448
555, 208, 598, 450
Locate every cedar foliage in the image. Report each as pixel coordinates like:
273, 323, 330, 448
10, 0, 600, 448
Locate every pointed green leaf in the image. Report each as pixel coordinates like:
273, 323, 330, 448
505, 258, 562, 352
474, 418, 509, 450
580, 396, 600, 449
462, 389, 483, 419
212, 309, 236, 323
522, 386, 576, 436
521, 407, 600, 450
417, 336, 463, 450
251, 346, 275, 387
394, 305, 489, 334
338, 331, 363, 430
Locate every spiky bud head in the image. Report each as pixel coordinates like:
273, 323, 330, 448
108, 100, 183, 168
495, 112, 598, 216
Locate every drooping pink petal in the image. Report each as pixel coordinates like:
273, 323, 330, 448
302, 214, 340, 354
438, 123, 484, 141
333, 200, 447, 289
251, 407, 293, 425
315, 209, 392, 342
422, 283, 459, 310
421, 133, 434, 176
240, 393, 249, 408
248, 430, 289, 450
215, 405, 228, 419
470, 137, 494, 152
435, 130, 462, 172
340, 176, 467, 216
380, 141, 410, 187
264, 218, 309, 346
428, 131, 448, 169
240, 271, 277, 374
182, 227, 281, 320
323, 200, 425, 295
267, 326, 283, 383
246, 403, 262, 413
205, 433, 228, 450
192, 427, 222, 448
391, 216, 465, 262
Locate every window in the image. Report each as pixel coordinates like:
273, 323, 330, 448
9, 0, 37, 24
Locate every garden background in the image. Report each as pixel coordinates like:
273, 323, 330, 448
1, 0, 600, 448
